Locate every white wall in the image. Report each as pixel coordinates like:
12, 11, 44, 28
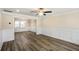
36, 17, 44, 34
41, 11, 79, 45
30, 19, 37, 32
2, 13, 14, 42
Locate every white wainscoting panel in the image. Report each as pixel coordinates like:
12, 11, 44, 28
41, 27, 79, 45
2, 29, 14, 42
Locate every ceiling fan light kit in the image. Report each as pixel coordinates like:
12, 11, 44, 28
38, 12, 44, 16
32, 8, 52, 16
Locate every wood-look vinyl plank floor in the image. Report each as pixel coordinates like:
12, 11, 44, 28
1, 31, 79, 51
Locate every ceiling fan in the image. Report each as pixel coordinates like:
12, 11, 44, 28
31, 8, 52, 16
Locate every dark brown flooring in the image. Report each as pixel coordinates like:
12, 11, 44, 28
1, 31, 79, 51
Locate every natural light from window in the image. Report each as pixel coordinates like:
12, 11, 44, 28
15, 21, 26, 28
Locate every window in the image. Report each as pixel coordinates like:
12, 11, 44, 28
15, 21, 19, 28
20, 21, 26, 28
15, 21, 26, 28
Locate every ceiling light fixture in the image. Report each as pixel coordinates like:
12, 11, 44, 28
31, 8, 52, 16
38, 12, 44, 16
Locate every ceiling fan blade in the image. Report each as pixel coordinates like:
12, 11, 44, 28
43, 13, 46, 16
44, 11, 52, 13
